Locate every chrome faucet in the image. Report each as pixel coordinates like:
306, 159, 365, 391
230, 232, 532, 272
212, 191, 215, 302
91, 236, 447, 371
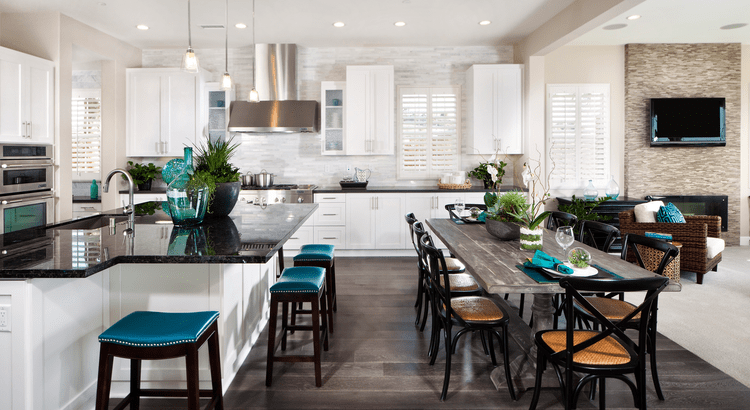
103, 168, 135, 235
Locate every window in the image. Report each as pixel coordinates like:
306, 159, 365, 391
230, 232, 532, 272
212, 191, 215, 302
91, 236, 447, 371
72, 89, 101, 180
547, 84, 610, 189
398, 86, 461, 179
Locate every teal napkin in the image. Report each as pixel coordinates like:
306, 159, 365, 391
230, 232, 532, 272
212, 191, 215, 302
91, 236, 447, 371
523, 250, 574, 275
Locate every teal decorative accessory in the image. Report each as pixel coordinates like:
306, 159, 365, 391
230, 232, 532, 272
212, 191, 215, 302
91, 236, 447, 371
583, 179, 598, 201
656, 202, 686, 223
604, 175, 619, 200
162, 158, 186, 185
166, 147, 209, 226
523, 250, 574, 275
90, 179, 98, 200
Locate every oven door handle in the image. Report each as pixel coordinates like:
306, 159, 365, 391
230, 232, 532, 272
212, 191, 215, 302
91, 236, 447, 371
1, 161, 54, 168
1, 194, 54, 204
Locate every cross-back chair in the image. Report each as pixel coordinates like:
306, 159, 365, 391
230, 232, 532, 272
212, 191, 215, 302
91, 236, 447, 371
546, 211, 578, 231
579, 220, 620, 253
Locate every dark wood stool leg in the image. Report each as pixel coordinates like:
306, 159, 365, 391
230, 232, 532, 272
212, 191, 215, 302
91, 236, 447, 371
319, 285, 329, 352
330, 259, 337, 312
130, 359, 141, 410
185, 344, 200, 410
266, 295, 279, 387
281, 301, 289, 350
95, 345, 113, 410
311, 292, 322, 387
207, 327, 224, 410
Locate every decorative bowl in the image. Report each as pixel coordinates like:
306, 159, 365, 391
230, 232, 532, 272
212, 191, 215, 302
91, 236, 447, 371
485, 219, 521, 241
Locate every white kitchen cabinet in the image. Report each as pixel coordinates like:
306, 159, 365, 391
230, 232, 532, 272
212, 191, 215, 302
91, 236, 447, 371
72, 202, 102, 219
312, 193, 346, 247
345, 66, 394, 155
285, 226, 313, 250
126, 68, 207, 157
466, 64, 523, 155
346, 193, 404, 249
120, 193, 166, 206
206, 82, 234, 143
0, 46, 54, 144
404, 193, 472, 249
321, 81, 345, 155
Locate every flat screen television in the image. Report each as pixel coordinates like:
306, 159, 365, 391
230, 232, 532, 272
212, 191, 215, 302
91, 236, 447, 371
650, 98, 726, 146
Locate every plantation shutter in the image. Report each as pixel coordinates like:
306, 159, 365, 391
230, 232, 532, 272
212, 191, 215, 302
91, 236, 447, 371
547, 84, 610, 188
399, 86, 461, 179
72, 90, 102, 178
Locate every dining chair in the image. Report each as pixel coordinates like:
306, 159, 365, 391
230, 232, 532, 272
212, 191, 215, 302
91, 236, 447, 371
546, 211, 578, 231
529, 276, 669, 410
578, 220, 620, 253
574, 233, 679, 401
420, 233, 516, 402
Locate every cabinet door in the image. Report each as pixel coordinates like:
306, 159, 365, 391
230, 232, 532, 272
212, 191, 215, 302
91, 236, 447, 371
496, 66, 523, 155
321, 81, 345, 155
374, 194, 405, 249
466, 67, 495, 154
0, 57, 24, 142
27, 61, 54, 143
370, 67, 394, 154
345, 194, 376, 249
127, 72, 163, 156
344, 68, 369, 155
163, 72, 200, 156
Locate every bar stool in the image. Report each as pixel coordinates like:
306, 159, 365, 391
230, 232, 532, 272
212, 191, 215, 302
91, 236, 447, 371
95, 311, 223, 410
293, 244, 337, 333
266, 266, 330, 387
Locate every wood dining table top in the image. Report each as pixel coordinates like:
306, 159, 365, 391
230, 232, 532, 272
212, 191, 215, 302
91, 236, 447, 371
425, 218, 682, 295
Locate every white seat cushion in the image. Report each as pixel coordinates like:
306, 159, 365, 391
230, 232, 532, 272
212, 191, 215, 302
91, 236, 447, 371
634, 201, 665, 223
706, 237, 725, 260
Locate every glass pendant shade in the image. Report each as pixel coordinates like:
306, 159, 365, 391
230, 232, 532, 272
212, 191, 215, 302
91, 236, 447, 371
181, 47, 199, 73
249, 88, 260, 103
221, 72, 232, 90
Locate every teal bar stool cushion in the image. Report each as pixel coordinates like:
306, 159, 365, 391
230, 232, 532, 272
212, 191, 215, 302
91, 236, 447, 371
272, 266, 326, 293
99, 311, 220, 347
294, 244, 335, 262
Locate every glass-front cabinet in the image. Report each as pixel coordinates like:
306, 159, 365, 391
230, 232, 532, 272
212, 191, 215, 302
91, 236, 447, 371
206, 82, 234, 142
321, 81, 345, 155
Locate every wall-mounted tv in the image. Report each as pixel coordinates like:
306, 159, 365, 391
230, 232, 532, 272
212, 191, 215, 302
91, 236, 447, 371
650, 98, 726, 146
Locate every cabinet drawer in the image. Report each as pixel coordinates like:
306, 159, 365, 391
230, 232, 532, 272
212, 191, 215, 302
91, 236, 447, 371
122, 193, 167, 205
314, 203, 346, 225
72, 203, 102, 213
314, 193, 345, 203
314, 227, 346, 247
284, 226, 313, 250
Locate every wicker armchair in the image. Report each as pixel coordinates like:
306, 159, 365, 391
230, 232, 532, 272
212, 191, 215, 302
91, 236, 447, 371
618, 209, 722, 284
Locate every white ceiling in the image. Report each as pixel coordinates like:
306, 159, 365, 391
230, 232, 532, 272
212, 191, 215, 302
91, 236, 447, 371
0, 0, 747, 51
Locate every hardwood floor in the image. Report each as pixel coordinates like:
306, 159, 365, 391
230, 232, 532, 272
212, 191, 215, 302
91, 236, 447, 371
115, 257, 750, 409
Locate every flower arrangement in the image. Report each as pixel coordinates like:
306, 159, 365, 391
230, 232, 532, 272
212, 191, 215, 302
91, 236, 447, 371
469, 160, 506, 190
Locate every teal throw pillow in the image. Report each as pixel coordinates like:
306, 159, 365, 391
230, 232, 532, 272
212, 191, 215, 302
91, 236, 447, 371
656, 202, 686, 223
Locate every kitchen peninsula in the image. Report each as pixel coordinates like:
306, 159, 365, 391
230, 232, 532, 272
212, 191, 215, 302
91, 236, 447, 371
0, 202, 316, 410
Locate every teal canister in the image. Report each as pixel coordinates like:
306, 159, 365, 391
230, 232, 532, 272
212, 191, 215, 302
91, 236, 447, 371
90, 180, 98, 200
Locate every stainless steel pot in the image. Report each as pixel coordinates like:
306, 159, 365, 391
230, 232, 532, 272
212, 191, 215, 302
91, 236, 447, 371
255, 169, 274, 187
242, 172, 254, 187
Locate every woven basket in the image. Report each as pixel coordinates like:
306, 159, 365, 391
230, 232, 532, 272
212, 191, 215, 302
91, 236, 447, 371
635, 243, 681, 283
437, 178, 472, 190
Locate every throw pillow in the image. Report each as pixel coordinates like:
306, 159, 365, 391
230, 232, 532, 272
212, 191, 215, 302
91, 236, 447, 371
633, 201, 664, 223
656, 202, 686, 223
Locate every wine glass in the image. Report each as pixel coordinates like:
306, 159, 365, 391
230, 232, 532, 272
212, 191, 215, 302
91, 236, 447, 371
454, 198, 465, 217
555, 226, 575, 261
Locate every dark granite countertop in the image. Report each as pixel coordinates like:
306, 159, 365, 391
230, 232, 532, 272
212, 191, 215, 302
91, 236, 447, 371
119, 188, 167, 194
72, 196, 101, 203
315, 186, 523, 194
0, 202, 317, 279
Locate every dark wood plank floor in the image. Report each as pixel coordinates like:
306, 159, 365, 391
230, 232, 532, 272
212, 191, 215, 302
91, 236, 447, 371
114, 257, 750, 409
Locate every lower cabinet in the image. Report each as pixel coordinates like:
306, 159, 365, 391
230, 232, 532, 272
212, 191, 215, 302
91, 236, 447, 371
121, 193, 167, 205
72, 202, 102, 219
345, 193, 405, 249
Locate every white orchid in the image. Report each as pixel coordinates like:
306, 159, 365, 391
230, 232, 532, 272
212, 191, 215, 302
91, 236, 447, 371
487, 164, 499, 182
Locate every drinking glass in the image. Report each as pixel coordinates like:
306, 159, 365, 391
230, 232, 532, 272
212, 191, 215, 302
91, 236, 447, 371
454, 198, 465, 217
555, 226, 575, 260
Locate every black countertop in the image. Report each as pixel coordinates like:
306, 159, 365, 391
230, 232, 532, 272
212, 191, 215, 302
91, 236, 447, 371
0, 202, 317, 279
72, 196, 101, 203
121, 186, 524, 194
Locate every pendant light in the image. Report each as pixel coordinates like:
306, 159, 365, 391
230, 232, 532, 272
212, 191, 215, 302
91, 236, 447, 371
181, 0, 200, 73
220, 0, 232, 90
248, 0, 260, 102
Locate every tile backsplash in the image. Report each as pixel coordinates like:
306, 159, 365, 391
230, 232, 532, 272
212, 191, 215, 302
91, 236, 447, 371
141, 45, 519, 188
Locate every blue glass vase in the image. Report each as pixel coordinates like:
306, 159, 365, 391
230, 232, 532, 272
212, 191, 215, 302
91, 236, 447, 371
583, 180, 598, 201
166, 147, 208, 226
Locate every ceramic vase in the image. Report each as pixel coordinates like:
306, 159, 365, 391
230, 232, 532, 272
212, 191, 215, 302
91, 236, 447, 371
486, 219, 521, 241
520, 226, 544, 251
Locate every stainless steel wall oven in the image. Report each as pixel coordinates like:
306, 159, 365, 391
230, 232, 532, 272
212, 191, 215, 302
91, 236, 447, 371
0, 144, 54, 234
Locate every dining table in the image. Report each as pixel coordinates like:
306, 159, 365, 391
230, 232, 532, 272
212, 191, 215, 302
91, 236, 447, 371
425, 218, 682, 395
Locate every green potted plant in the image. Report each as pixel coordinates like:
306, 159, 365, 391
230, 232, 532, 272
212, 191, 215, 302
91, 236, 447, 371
193, 136, 241, 217
469, 160, 507, 190
124, 161, 162, 191
484, 190, 526, 240
558, 195, 612, 234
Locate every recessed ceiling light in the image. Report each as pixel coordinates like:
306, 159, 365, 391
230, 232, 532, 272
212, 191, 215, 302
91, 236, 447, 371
720, 23, 747, 30
626, 15, 641, 20
333, 22, 345, 28
479, 20, 491, 26
136, 24, 149, 30
235, 23, 247, 29
394, 21, 406, 27
603, 24, 628, 30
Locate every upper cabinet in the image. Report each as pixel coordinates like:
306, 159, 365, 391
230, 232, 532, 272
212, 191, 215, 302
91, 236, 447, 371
0, 47, 54, 144
466, 64, 523, 155
206, 82, 234, 143
345, 65, 394, 155
321, 81, 345, 155
126, 68, 207, 157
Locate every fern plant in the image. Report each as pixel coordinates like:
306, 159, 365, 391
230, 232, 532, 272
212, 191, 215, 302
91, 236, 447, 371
193, 137, 241, 184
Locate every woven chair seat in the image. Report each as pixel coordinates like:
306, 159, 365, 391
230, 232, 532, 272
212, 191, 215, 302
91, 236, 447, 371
439, 273, 479, 292
445, 257, 465, 272
580, 297, 641, 321
448, 296, 504, 322
541, 330, 631, 366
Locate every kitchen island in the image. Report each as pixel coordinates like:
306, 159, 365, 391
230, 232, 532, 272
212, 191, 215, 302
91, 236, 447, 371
0, 202, 316, 410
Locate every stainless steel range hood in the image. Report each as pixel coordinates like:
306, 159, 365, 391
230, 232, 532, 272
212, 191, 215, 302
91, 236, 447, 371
228, 44, 319, 133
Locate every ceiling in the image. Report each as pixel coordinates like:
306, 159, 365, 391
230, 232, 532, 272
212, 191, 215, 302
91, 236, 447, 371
0, 0, 747, 50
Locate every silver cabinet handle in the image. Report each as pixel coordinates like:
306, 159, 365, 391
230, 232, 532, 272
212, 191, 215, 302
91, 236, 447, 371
323, 237, 338, 240
27, 121, 31, 138
82, 206, 98, 211
323, 197, 337, 200
323, 213, 337, 216
290, 237, 299, 240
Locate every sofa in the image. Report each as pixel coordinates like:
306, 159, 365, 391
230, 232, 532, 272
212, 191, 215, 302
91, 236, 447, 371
618, 207, 723, 284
